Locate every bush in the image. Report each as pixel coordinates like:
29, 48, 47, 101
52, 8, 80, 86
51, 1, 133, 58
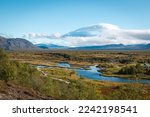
14, 61, 39, 87
0, 60, 18, 82
119, 58, 133, 64
145, 68, 150, 75
0, 49, 17, 82
118, 64, 144, 75
40, 78, 102, 100
0, 49, 38, 86
107, 84, 150, 100
0, 49, 8, 60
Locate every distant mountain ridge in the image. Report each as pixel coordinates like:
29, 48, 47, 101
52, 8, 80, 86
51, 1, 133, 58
0, 36, 37, 50
36, 44, 68, 49
69, 44, 150, 50
1, 35, 150, 50
35, 43, 150, 50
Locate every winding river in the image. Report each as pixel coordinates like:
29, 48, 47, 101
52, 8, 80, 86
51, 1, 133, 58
37, 62, 150, 84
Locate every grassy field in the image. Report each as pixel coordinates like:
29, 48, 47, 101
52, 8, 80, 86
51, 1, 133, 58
0, 49, 149, 100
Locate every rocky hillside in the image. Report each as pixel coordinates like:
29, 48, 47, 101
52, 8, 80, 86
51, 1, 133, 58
0, 36, 37, 50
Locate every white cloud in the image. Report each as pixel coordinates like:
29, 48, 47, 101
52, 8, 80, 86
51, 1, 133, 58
23, 32, 61, 39
23, 23, 150, 47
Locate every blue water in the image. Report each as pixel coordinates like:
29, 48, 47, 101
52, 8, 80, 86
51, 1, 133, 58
37, 65, 53, 68
37, 62, 150, 84
37, 65, 47, 68
57, 62, 71, 68
74, 65, 150, 84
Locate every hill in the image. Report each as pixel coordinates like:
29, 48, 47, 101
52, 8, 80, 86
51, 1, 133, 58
0, 36, 37, 50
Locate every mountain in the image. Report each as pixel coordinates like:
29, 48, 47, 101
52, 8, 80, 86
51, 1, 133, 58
0, 36, 37, 50
36, 44, 68, 49
69, 44, 150, 50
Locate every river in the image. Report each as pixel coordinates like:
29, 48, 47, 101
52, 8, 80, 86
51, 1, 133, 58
37, 62, 150, 84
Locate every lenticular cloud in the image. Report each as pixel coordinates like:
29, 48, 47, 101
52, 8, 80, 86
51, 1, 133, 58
25, 23, 150, 47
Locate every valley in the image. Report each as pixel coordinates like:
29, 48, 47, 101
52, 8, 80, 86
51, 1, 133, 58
0, 49, 149, 100
8, 50, 150, 80
0, 0, 150, 101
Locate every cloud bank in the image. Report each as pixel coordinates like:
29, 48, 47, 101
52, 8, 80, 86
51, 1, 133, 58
24, 23, 150, 47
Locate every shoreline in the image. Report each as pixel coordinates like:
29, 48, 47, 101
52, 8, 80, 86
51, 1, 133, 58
101, 72, 150, 80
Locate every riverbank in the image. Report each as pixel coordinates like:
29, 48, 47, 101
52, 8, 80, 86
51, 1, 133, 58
102, 73, 150, 80
35, 66, 150, 99
35, 62, 150, 84
98, 64, 150, 80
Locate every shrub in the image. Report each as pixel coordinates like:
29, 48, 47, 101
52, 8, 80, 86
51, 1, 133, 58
40, 78, 102, 99
0, 49, 38, 86
0, 60, 18, 83
145, 68, 150, 75
119, 58, 133, 64
0, 49, 17, 82
118, 64, 144, 75
107, 84, 150, 100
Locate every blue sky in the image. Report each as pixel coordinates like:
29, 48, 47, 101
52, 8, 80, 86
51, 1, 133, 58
0, 0, 150, 37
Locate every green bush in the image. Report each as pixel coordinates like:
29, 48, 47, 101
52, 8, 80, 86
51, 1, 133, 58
0, 49, 38, 86
40, 78, 102, 100
14, 61, 38, 87
118, 64, 144, 75
0, 60, 17, 82
0, 49, 17, 82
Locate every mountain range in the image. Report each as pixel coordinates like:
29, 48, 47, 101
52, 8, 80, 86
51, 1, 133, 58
0, 35, 150, 50
69, 44, 150, 50
36, 44, 67, 49
36, 43, 150, 50
1, 23, 150, 51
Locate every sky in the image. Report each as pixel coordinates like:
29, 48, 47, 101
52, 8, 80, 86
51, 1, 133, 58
0, 0, 150, 46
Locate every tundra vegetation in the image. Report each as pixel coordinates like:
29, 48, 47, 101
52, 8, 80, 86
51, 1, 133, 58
0, 49, 150, 99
